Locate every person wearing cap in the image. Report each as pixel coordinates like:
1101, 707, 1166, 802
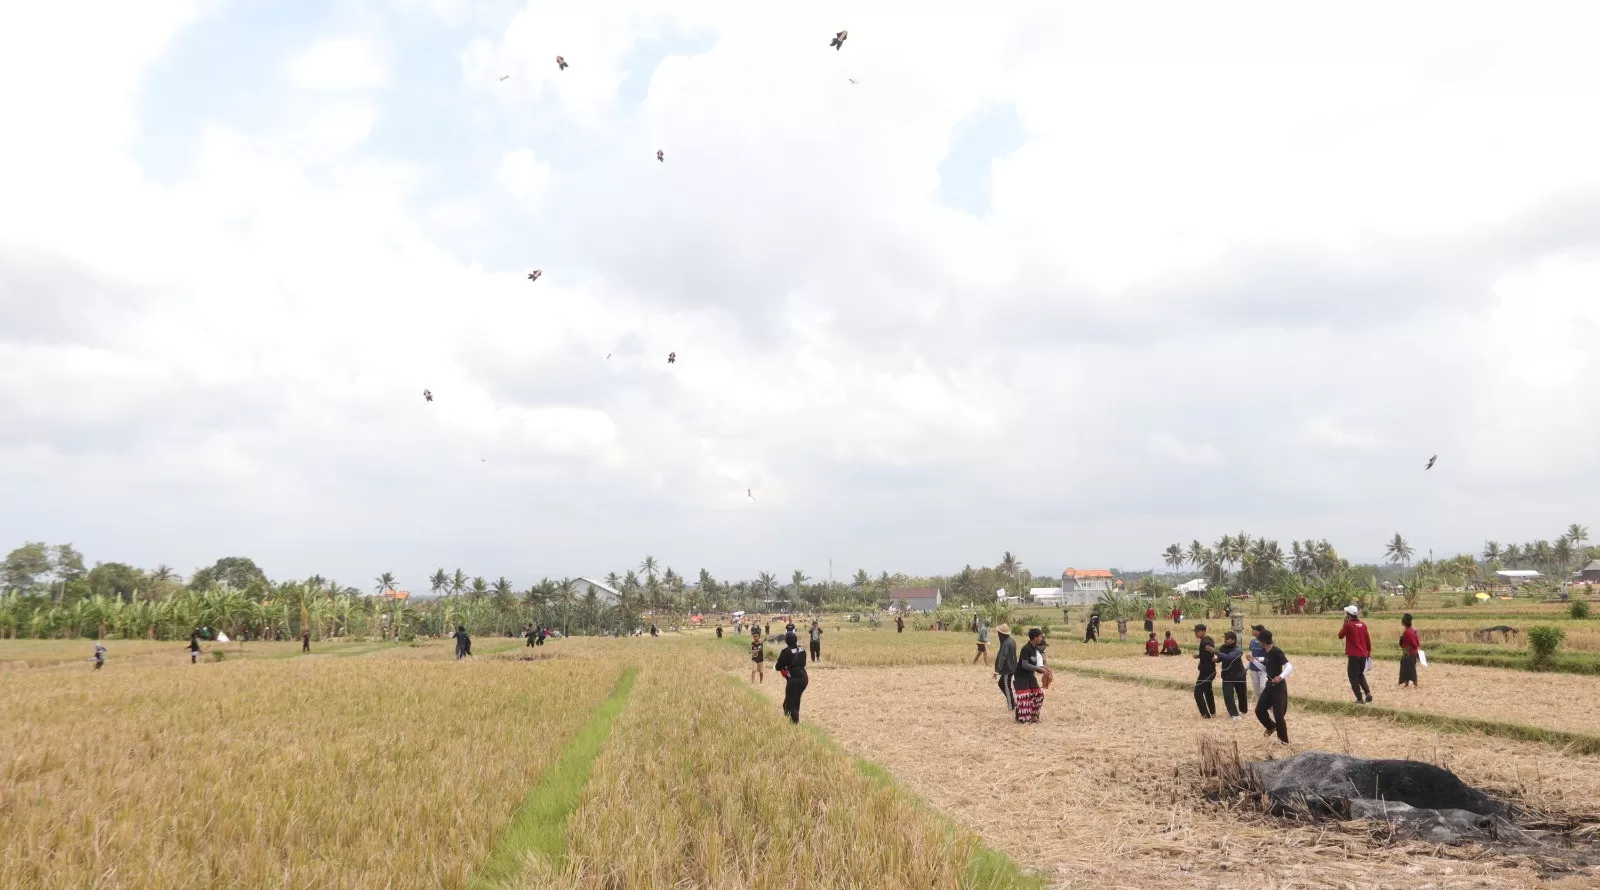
773, 631, 810, 724
1145, 631, 1160, 656
973, 620, 991, 666
1012, 628, 1051, 723
1338, 605, 1374, 703
1253, 629, 1294, 743
1192, 624, 1217, 718
1246, 625, 1268, 699
993, 624, 1017, 710
1216, 631, 1248, 718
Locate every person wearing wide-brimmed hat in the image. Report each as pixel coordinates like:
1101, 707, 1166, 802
993, 624, 1018, 710
1012, 628, 1052, 723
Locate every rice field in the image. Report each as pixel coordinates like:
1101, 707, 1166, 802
7, 621, 1600, 889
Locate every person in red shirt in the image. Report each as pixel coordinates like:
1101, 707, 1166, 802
1161, 631, 1181, 655
1144, 606, 1156, 634
1170, 605, 1182, 624
1338, 605, 1373, 703
1398, 612, 1421, 689
1145, 632, 1160, 656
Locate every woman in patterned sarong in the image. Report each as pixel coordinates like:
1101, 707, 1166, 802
1012, 628, 1051, 723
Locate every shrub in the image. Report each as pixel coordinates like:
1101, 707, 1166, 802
1528, 625, 1566, 670
1462, 592, 1478, 607
1571, 601, 1591, 620
210, 650, 228, 662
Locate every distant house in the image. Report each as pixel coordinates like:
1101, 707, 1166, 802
1172, 578, 1208, 597
890, 587, 941, 612
1063, 568, 1115, 595
1579, 561, 1600, 583
1495, 570, 1541, 588
1030, 587, 1071, 606
571, 577, 621, 605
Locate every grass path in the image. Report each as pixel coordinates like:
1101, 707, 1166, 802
1053, 662, 1600, 754
472, 666, 639, 888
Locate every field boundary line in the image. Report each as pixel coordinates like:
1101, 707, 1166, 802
724, 675, 1049, 889
1054, 663, 1600, 754
471, 664, 639, 888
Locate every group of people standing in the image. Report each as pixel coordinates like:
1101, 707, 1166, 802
750, 619, 824, 724
988, 624, 1053, 723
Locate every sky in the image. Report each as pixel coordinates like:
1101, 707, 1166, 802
1, 1, 1598, 589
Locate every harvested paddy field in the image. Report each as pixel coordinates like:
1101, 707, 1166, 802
1077, 653, 1600, 739
754, 664, 1600, 889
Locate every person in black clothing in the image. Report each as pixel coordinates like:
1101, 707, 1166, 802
525, 624, 537, 648
1192, 624, 1217, 718
189, 631, 202, 664
716, 625, 723, 639
1253, 629, 1294, 744
1084, 611, 1100, 643
453, 625, 472, 660
993, 624, 1017, 710
809, 621, 823, 662
749, 630, 765, 684
1215, 631, 1249, 718
301, 629, 311, 653
774, 632, 809, 724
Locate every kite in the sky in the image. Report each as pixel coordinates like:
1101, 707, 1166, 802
1425, 454, 1437, 470
606, 353, 612, 360
656, 149, 664, 162
423, 389, 433, 402
498, 75, 510, 81
848, 78, 858, 84
747, 489, 756, 501
527, 270, 542, 282
667, 351, 676, 364
555, 55, 568, 71
830, 30, 848, 50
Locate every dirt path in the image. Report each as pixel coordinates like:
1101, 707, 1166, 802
753, 665, 1600, 889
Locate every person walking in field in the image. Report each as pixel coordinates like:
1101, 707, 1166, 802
1170, 605, 1182, 624
1083, 611, 1100, 643
188, 631, 202, 664
1012, 628, 1051, 723
1338, 605, 1373, 703
809, 620, 823, 662
993, 624, 1017, 710
1246, 624, 1268, 700
92, 642, 106, 670
1145, 632, 1160, 656
1398, 613, 1421, 689
1254, 629, 1294, 744
1192, 624, 1217, 718
1115, 615, 1128, 641
716, 625, 723, 639
973, 620, 990, 665
1144, 605, 1156, 634
774, 631, 809, 724
1216, 631, 1249, 719
749, 629, 766, 684
895, 613, 904, 633
453, 625, 472, 660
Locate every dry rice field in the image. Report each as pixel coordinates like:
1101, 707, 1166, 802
754, 662, 1600, 889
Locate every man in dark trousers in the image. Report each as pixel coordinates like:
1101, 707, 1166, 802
1192, 624, 1217, 718
1254, 629, 1294, 743
895, 613, 904, 633
808, 620, 823, 662
453, 625, 472, 660
1338, 605, 1373, 703
1083, 611, 1100, 643
301, 628, 311, 653
993, 624, 1017, 710
1216, 630, 1249, 719
774, 631, 810, 724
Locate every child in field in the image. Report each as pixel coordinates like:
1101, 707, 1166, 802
1145, 632, 1160, 656
750, 630, 765, 684
92, 643, 106, 670
1161, 631, 1180, 655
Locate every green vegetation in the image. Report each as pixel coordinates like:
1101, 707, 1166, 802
1572, 600, 1591, 620
1528, 625, 1566, 670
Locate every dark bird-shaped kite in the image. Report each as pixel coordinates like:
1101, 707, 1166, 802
527, 269, 542, 282
498, 74, 510, 82
656, 149, 664, 162
1425, 454, 1437, 470
848, 78, 858, 84
747, 488, 756, 501
423, 389, 433, 402
667, 351, 676, 364
555, 55, 567, 71
830, 30, 848, 50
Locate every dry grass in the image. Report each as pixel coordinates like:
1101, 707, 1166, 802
1076, 653, 1600, 738
525, 651, 1005, 890
761, 663, 1600, 889
0, 650, 618, 889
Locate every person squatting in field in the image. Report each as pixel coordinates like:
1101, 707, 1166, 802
993, 624, 1017, 710
1215, 630, 1249, 718
1192, 624, 1217, 718
1254, 629, 1294, 744
1013, 628, 1052, 723
1339, 605, 1373, 703
774, 631, 809, 724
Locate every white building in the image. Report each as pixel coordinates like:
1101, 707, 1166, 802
1173, 578, 1208, 597
571, 577, 622, 605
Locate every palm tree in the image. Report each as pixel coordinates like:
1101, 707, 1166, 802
791, 570, 809, 605
1213, 535, 1235, 572
1532, 540, 1553, 573
1384, 533, 1413, 567
638, 556, 659, 584
852, 569, 871, 592
1502, 543, 1522, 569
1482, 542, 1501, 564
1568, 524, 1591, 549
1553, 538, 1574, 578
1186, 540, 1207, 571
755, 571, 778, 606
373, 572, 397, 595
429, 569, 448, 598
1163, 544, 1185, 577
605, 571, 622, 591
449, 569, 468, 599
469, 577, 489, 601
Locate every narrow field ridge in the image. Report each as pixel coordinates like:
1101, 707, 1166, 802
472, 665, 640, 888
1053, 663, 1600, 754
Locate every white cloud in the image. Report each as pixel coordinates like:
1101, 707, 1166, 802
497, 149, 553, 211
287, 38, 387, 92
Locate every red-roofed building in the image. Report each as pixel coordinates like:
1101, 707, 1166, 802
1062, 568, 1115, 597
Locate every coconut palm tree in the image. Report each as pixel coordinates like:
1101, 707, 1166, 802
791, 570, 809, 605
469, 577, 489, 601
429, 569, 448, 598
1482, 542, 1501, 564
449, 569, 468, 598
1187, 540, 1207, 571
638, 556, 659, 584
1568, 524, 1590, 549
1553, 538, 1574, 578
373, 572, 397, 595
1163, 544, 1186, 577
1502, 543, 1522, 569
1532, 540, 1553, 573
1385, 533, 1413, 567
756, 571, 778, 606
